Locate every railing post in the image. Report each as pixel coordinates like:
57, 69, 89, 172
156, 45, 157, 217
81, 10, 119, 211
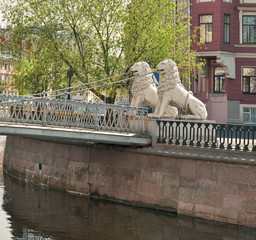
235, 125, 241, 150
211, 124, 218, 148
43, 101, 47, 126
252, 126, 256, 151
95, 104, 100, 130
196, 122, 202, 147
243, 126, 249, 151
189, 122, 195, 146
141, 110, 145, 134
182, 122, 188, 146
175, 121, 181, 145
204, 123, 209, 147
145, 118, 158, 147
168, 121, 174, 145
227, 125, 233, 150
219, 124, 226, 149
161, 121, 167, 144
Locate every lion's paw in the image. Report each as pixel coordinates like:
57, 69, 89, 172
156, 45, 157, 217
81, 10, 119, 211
147, 113, 158, 118
163, 114, 176, 119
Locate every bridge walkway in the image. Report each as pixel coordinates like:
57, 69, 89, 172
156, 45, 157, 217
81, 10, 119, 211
0, 95, 151, 147
0, 122, 151, 147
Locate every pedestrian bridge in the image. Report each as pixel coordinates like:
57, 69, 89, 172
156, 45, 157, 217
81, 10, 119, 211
0, 94, 255, 152
0, 94, 152, 147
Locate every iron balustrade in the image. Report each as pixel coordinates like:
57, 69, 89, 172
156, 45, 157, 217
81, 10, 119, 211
157, 120, 256, 152
0, 97, 148, 133
0, 94, 35, 102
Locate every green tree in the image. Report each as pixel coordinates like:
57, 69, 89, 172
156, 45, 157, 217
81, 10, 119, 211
1, 0, 203, 101
1, 0, 127, 102
124, 0, 204, 84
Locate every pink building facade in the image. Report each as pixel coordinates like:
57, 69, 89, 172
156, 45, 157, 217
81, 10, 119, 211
191, 0, 256, 124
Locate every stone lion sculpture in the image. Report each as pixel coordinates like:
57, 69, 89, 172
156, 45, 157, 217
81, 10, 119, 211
130, 61, 178, 118
148, 59, 208, 120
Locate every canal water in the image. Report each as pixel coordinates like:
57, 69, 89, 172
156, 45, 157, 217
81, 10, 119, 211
0, 172, 256, 240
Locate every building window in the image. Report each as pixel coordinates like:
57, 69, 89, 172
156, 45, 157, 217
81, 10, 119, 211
197, 0, 215, 2
199, 15, 213, 43
243, 107, 256, 123
223, 0, 232, 2
197, 67, 207, 94
242, 16, 256, 44
214, 68, 225, 93
240, 0, 256, 3
193, 76, 198, 94
242, 67, 256, 94
224, 15, 230, 43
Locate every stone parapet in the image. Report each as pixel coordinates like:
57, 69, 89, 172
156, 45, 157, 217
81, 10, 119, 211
3, 136, 256, 228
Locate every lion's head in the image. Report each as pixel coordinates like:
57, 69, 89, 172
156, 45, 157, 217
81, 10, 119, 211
130, 61, 151, 76
156, 59, 178, 74
130, 61, 154, 96
156, 59, 182, 97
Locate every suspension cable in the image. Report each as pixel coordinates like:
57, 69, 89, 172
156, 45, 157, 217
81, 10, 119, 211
28, 71, 133, 98
0, 71, 153, 105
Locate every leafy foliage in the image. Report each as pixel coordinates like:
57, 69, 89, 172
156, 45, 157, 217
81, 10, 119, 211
124, 0, 204, 81
0, 0, 203, 100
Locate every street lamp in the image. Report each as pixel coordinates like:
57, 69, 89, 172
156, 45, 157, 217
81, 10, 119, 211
67, 69, 74, 100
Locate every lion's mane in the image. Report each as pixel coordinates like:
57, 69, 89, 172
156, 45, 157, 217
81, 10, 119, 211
131, 72, 154, 96
157, 62, 183, 98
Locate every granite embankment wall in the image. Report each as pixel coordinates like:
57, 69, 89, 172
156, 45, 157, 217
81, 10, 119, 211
0, 136, 6, 170
3, 136, 256, 228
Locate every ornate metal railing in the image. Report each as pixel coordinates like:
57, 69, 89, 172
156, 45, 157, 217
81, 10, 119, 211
157, 120, 256, 152
0, 97, 148, 133
0, 94, 34, 101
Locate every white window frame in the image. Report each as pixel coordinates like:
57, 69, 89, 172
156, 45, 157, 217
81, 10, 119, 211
197, 0, 215, 2
199, 14, 213, 43
224, 14, 230, 43
238, 9, 256, 44
240, 0, 256, 3
241, 66, 256, 94
213, 67, 225, 93
240, 104, 256, 124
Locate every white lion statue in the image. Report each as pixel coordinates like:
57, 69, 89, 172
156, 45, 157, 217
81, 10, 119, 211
130, 61, 178, 118
148, 59, 208, 120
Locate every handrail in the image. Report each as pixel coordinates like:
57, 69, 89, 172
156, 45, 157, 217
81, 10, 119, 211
0, 97, 148, 134
157, 119, 256, 152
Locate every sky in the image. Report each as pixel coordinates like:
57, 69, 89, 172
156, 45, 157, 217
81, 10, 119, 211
0, 0, 9, 28
0, 13, 7, 28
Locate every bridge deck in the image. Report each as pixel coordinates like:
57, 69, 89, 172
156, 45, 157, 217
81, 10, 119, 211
0, 123, 151, 147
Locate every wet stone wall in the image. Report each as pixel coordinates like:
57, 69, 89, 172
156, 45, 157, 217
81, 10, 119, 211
3, 136, 256, 228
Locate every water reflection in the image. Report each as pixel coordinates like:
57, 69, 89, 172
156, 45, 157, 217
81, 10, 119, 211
1, 172, 256, 240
